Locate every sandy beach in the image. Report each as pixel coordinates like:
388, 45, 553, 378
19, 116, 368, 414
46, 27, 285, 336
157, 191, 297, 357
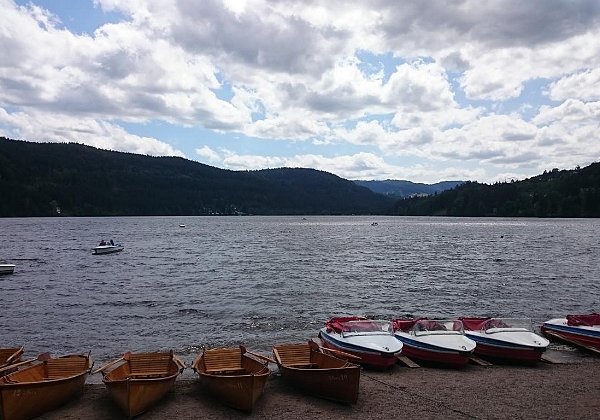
36, 350, 600, 420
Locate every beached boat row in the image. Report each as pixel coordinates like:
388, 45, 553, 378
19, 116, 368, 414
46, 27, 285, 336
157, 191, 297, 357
320, 315, 552, 368
1, 313, 598, 418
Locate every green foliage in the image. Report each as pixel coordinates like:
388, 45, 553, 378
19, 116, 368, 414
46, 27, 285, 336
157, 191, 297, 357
391, 165, 600, 217
0, 138, 393, 216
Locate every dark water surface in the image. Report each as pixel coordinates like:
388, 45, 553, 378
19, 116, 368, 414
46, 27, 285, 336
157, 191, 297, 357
1, 216, 599, 363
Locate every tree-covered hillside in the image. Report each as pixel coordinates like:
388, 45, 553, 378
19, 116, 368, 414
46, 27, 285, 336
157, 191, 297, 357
391, 164, 600, 217
0, 138, 393, 216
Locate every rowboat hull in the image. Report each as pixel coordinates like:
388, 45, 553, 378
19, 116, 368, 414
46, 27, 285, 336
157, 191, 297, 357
193, 348, 270, 412
273, 343, 360, 404
100, 351, 184, 418
0, 354, 91, 420
541, 318, 600, 354
105, 375, 179, 417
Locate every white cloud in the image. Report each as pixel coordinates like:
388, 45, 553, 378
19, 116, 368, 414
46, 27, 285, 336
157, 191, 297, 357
0, 107, 184, 157
549, 69, 600, 101
195, 145, 221, 162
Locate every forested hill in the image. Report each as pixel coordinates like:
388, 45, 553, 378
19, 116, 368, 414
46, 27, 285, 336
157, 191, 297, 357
0, 137, 393, 216
391, 163, 600, 217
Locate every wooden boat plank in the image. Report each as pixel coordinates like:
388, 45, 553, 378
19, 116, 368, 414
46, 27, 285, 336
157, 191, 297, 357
396, 355, 420, 368
540, 353, 565, 364
469, 356, 493, 366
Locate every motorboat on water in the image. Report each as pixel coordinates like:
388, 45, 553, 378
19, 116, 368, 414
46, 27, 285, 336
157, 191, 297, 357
541, 313, 600, 354
318, 316, 402, 369
0, 264, 15, 275
92, 240, 124, 255
459, 317, 549, 364
392, 318, 476, 367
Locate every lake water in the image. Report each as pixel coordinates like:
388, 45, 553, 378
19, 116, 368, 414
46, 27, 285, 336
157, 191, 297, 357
1, 216, 599, 365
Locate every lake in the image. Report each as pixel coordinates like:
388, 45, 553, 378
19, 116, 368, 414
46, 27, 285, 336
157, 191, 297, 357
1, 216, 598, 364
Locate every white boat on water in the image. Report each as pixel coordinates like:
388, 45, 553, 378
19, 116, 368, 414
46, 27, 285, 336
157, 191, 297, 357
92, 241, 124, 255
0, 264, 15, 275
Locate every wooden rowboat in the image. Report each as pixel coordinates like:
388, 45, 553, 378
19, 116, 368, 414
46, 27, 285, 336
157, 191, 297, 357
192, 346, 270, 412
272, 341, 361, 404
95, 351, 185, 418
0, 353, 92, 420
0, 347, 23, 373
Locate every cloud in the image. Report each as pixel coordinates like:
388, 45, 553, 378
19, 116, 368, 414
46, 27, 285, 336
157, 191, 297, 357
549, 68, 600, 101
195, 145, 221, 162
2, 0, 600, 183
0, 107, 184, 157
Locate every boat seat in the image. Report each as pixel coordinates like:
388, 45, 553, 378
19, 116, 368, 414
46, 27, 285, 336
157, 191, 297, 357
129, 352, 172, 376
46, 357, 88, 379
204, 367, 247, 375
127, 372, 169, 379
274, 344, 311, 366
285, 363, 317, 368
204, 348, 242, 373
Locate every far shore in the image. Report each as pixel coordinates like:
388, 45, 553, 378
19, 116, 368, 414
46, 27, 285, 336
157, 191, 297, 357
39, 349, 600, 419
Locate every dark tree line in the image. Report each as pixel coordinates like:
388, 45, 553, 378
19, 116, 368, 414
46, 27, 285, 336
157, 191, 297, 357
0, 137, 392, 217
391, 165, 600, 217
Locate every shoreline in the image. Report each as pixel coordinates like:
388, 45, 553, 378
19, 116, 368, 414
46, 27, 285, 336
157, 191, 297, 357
39, 350, 600, 419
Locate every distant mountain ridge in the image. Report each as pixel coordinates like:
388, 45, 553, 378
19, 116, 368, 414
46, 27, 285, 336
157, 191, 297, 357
354, 179, 464, 198
0, 137, 393, 216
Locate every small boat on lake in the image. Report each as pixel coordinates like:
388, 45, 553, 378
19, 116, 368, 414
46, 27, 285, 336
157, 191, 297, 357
95, 351, 185, 418
459, 317, 549, 364
541, 313, 600, 354
0, 264, 15, 275
272, 340, 361, 404
392, 318, 476, 367
92, 239, 124, 255
192, 346, 270, 412
319, 316, 402, 369
0, 347, 24, 374
0, 353, 92, 420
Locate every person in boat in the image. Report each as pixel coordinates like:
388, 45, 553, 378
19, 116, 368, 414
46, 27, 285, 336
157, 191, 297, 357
99, 239, 106, 246
110, 239, 114, 246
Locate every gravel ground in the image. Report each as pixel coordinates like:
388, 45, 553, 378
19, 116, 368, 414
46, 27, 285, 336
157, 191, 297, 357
38, 350, 600, 420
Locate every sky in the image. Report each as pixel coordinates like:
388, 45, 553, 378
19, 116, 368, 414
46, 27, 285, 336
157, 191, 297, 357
1, 1, 599, 183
